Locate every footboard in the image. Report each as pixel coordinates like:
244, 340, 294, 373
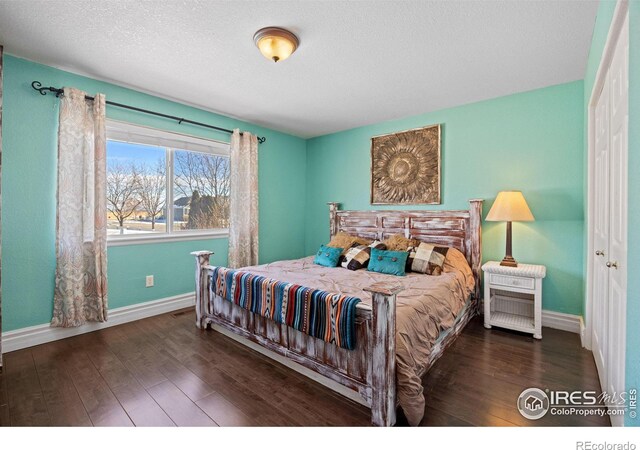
191, 251, 401, 427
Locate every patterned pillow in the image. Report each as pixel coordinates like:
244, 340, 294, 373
340, 241, 386, 271
407, 242, 450, 275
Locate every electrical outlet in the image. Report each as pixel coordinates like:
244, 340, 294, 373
146, 275, 154, 287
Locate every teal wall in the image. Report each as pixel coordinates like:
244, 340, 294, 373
2, 55, 307, 331
583, 0, 639, 427
305, 81, 585, 315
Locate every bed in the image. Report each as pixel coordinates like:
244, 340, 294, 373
192, 199, 483, 426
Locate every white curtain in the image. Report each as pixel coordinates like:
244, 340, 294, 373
228, 129, 259, 268
51, 88, 108, 327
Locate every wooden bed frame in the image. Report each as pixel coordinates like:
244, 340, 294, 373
192, 199, 483, 426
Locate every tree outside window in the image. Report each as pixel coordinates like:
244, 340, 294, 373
106, 134, 229, 238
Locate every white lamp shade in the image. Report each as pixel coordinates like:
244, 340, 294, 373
486, 191, 534, 222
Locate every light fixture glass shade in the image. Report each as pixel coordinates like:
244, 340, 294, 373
486, 191, 535, 222
253, 27, 299, 63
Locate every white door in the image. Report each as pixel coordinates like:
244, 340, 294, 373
605, 13, 628, 402
590, 13, 628, 424
592, 72, 610, 390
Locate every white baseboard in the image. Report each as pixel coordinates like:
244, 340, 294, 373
541, 310, 582, 334
579, 316, 587, 348
1, 292, 195, 353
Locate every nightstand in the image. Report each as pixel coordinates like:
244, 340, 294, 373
482, 261, 546, 339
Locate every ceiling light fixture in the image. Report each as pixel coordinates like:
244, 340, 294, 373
253, 27, 299, 63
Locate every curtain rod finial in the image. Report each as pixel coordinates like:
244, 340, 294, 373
31, 80, 64, 97
31, 80, 46, 95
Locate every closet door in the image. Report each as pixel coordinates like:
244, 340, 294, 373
592, 71, 610, 390
606, 14, 628, 399
590, 14, 628, 411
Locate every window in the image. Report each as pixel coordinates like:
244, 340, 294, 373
106, 121, 230, 243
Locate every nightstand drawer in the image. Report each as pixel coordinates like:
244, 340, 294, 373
489, 273, 535, 290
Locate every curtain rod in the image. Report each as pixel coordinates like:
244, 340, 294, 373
30, 81, 266, 144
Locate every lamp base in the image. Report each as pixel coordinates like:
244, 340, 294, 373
500, 256, 518, 267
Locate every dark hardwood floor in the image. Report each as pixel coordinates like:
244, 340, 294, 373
0, 310, 609, 426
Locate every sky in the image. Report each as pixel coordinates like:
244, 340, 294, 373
107, 140, 165, 168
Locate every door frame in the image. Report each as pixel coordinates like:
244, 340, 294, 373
585, 0, 629, 426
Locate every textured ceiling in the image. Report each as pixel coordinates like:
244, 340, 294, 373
0, 0, 598, 138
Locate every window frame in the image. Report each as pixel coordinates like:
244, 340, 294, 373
106, 120, 231, 246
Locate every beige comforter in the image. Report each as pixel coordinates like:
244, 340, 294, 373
240, 248, 474, 426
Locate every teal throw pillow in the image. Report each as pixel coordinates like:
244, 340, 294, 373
314, 245, 344, 267
368, 248, 409, 276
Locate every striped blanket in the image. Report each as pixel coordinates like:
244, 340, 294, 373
209, 267, 361, 350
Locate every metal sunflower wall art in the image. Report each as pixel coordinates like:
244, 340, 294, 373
370, 124, 441, 205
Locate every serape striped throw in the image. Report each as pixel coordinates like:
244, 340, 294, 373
210, 267, 361, 350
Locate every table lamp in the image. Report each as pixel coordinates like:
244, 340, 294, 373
486, 191, 534, 267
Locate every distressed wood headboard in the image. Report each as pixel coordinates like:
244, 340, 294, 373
327, 199, 484, 301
